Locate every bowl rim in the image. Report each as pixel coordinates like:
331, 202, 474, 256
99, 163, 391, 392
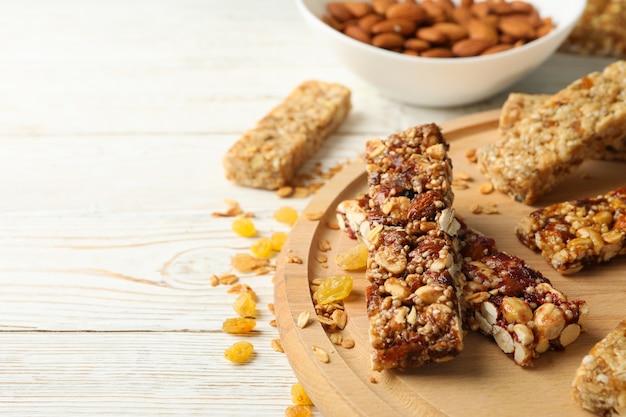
295, 0, 587, 65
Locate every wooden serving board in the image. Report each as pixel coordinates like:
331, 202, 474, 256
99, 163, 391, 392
274, 109, 626, 417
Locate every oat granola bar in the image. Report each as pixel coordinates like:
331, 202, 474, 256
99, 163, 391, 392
516, 187, 626, 274
222, 80, 351, 190
572, 319, 626, 417
339, 199, 589, 366
561, 0, 626, 59
499, 92, 626, 161
364, 124, 465, 371
477, 60, 626, 204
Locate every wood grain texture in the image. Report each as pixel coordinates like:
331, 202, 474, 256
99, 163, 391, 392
0, 0, 621, 416
275, 110, 626, 417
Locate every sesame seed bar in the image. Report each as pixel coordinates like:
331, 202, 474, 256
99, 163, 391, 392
222, 80, 351, 190
560, 0, 626, 59
477, 60, 626, 204
516, 187, 626, 274
338, 200, 589, 366
572, 319, 626, 417
499, 92, 626, 161
364, 124, 465, 371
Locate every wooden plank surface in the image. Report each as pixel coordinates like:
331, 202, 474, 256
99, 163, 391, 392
0, 0, 621, 416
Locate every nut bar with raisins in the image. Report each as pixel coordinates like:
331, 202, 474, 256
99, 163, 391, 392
458, 224, 588, 366
516, 186, 626, 274
338, 200, 589, 366
364, 124, 465, 371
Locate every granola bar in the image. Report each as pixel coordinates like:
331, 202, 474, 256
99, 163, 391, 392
459, 225, 588, 367
516, 187, 626, 274
338, 199, 589, 366
572, 319, 626, 417
222, 80, 351, 190
364, 124, 465, 371
499, 92, 626, 161
477, 60, 626, 204
561, 0, 626, 59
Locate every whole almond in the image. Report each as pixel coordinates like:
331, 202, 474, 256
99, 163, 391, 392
509, 1, 535, 14
487, 0, 515, 15
421, 2, 447, 23
358, 13, 384, 33
344, 2, 372, 18
345, 25, 372, 44
372, 32, 405, 49
470, 2, 490, 18
536, 21, 553, 37
467, 18, 499, 43
404, 37, 431, 52
372, 18, 417, 36
481, 43, 513, 55
386, 2, 427, 23
432, 22, 468, 42
452, 38, 496, 57
460, 0, 474, 8
499, 17, 535, 39
421, 47, 454, 58
372, 0, 396, 15
416, 26, 447, 44
450, 7, 472, 25
326, 2, 354, 22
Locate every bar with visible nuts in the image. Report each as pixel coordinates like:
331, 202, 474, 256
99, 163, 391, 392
223, 80, 351, 190
516, 187, 626, 274
477, 60, 626, 204
338, 199, 589, 366
364, 124, 465, 371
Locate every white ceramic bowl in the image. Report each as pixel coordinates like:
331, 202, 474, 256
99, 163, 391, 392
295, 0, 586, 107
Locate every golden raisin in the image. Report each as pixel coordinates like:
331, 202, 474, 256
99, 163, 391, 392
224, 341, 254, 363
232, 218, 257, 237
334, 242, 368, 270
222, 317, 256, 334
250, 237, 273, 258
314, 275, 354, 305
291, 382, 314, 406
285, 405, 312, 417
274, 206, 299, 226
270, 231, 288, 251
233, 292, 256, 318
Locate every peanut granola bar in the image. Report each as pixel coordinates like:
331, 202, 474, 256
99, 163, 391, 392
364, 124, 465, 371
572, 319, 626, 417
222, 80, 351, 190
339, 201, 589, 366
499, 92, 626, 161
477, 60, 626, 204
516, 187, 626, 274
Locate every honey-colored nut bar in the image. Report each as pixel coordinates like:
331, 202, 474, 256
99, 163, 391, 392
364, 124, 465, 371
516, 187, 626, 274
222, 80, 351, 190
477, 60, 626, 204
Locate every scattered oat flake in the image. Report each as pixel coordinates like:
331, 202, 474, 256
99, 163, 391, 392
231, 253, 269, 273
268, 303, 275, 315
455, 172, 472, 181
276, 186, 294, 198
209, 274, 219, 287
297, 310, 310, 329
466, 148, 478, 163
341, 338, 355, 349
271, 338, 284, 353
227, 283, 256, 297
469, 204, 483, 214
269, 319, 277, 327
219, 273, 238, 285
293, 187, 310, 198
483, 204, 499, 214
304, 210, 324, 221
329, 332, 343, 345
317, 239, 331, 252
286, 255, 303, 264
326, 221, 340, 230
312, 345, 329, 363
479, 181, 494, 194
212, 199, 243, 217
316, 253, 328, 264
370, 376, 378, 384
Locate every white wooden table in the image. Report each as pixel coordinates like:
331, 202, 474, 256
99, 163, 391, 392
0, 1, 615, 416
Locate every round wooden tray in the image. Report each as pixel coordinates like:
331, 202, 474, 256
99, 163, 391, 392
274, 109, 626, 417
